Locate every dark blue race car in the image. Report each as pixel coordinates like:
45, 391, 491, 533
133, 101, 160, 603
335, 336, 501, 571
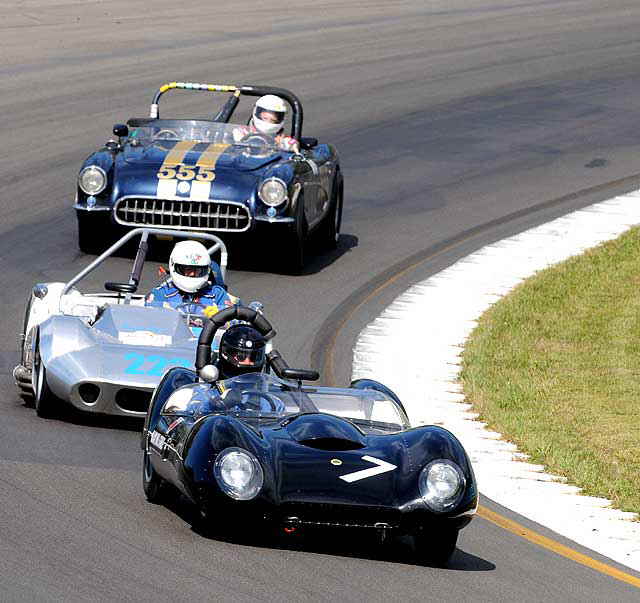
141, 307, 478, 564
74, 83, 343, 271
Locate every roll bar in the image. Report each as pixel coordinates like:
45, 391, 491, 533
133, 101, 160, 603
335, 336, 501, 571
149, 82, 304, 139
61, 228, 228, 309
195, 305, 276, 371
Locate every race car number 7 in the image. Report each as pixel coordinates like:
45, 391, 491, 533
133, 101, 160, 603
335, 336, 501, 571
157, 164, 215, 181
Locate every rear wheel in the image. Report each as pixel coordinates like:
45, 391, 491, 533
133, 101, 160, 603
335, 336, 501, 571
32, 333, 58, 418
142, 450, 168, 503
413, 528, 458, 566
316, 173, 343, 250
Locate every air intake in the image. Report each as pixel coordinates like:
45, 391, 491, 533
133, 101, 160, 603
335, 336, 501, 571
115, 388, 152, 413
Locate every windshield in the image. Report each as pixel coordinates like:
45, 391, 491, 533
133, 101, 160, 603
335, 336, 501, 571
128, 120, 283, 154
168, 373, 409, 430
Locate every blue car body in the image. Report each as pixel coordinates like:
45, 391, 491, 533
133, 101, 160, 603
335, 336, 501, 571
75, 83, 343, 270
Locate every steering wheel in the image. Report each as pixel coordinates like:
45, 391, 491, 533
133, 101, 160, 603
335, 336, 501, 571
175, 302, 208, 329
154, 129, 179, 140
240, 133, 273, 157
239, 391, 282, 413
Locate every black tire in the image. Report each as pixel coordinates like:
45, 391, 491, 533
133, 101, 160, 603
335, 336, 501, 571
142, 450, 168, 504
32, 334, 58, 418
413, 528, 458, 566
77, 211, 108, 255
282, 194, 308, 274
316, 173, 343, 251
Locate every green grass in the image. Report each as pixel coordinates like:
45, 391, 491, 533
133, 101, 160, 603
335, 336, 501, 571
461, 227, 640, 514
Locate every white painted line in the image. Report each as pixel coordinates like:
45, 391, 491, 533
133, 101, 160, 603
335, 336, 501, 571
352, 193, 640, 571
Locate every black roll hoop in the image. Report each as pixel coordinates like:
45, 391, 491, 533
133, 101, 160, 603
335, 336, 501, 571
195, 306, 276, 371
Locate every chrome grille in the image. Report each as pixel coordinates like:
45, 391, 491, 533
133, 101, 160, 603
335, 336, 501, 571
114, 197, 251, 232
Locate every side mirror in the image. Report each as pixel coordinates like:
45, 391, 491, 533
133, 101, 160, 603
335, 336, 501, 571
300, 137, 318, 150
199, 364, 219, 383
113, 123, 129, 138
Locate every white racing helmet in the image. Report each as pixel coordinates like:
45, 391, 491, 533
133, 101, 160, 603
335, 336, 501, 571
169, 240, 210, 293
252, 95, 287, 136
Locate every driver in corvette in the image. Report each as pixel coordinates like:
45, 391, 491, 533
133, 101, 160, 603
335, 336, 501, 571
145, 240, 239, 318
233, 94, 300, 153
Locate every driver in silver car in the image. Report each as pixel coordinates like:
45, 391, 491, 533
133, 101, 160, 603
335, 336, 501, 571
145, 240, 239, 319
233, 94, 300, 153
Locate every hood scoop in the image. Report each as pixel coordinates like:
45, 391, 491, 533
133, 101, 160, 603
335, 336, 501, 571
285, 414, 366, 451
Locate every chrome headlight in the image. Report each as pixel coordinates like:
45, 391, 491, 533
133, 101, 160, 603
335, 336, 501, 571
258, 178, 287, 207
214, 447, 264, 500
418, 460, 465, 512
78, 166, 107, 195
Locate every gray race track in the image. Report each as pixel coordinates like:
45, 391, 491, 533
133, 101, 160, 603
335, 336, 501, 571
1, 1, 640, 600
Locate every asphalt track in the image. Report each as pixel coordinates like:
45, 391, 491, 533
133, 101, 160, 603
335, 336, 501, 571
2, 1, 640, 600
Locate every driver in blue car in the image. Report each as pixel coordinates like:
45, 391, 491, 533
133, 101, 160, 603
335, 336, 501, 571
145, 240, 239, 319
233, 95, 300, 153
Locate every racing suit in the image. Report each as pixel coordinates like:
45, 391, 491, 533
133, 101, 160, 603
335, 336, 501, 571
145, 280, 239, 319
233, 123, 299, 153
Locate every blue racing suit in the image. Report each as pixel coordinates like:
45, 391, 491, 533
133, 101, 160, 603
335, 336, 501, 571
145, 280, 240, 320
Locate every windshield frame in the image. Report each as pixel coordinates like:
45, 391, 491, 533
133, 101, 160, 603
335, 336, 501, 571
125, 118, 286, 154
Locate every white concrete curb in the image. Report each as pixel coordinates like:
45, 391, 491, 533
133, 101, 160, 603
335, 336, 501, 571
352, 192, 640, 571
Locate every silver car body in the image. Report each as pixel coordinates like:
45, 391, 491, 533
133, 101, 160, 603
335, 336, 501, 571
14, 228, 232, 417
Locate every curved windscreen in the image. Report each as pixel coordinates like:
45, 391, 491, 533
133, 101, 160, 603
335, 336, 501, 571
127, 120, 283, 154
163, 373, 409, 430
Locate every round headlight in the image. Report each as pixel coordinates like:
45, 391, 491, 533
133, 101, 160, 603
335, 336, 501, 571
418, 460, 465, 512
258, 178, 287, 207
214, 447, 264, 501
78, 166, 107, 195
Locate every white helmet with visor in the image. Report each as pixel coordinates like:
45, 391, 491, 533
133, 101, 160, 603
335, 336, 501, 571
169, 240, 210, 293
252, 95, 287, 136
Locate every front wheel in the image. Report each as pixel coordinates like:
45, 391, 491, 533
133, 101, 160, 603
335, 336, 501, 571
281, 195, 308, 274
413, 528, 458, 566
142, 450, 168, 504
77, 211, 108, 255
32, 334, 58, 418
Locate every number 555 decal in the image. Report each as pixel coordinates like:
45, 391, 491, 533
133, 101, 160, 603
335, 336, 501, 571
124, 353, 191, 376
157, 164, 215, 181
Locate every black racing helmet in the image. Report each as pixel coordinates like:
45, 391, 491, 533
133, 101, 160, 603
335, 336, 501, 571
218, 324, 267, 378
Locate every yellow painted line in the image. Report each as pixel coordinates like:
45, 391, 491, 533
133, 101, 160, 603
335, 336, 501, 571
162, 140, 197, 167
323, 234, 640, 589
196, 143, 231, 168
479, 506, 640, 588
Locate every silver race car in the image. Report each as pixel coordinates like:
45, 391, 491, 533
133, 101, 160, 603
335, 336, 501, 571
13, 228, 246, 419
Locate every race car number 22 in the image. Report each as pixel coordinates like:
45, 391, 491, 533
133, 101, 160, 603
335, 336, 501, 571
125, 353, 190, 376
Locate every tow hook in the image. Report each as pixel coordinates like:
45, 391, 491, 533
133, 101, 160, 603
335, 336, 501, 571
283, 516, 300, 535
375, 522, 391, 544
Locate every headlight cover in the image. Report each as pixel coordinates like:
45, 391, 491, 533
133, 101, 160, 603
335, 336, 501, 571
78, 166, 107, 195
214, 447, 264, 501
258, 178, 287, 207
418, 459, 465, 512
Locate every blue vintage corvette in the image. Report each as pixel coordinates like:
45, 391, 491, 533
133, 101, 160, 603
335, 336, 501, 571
74, 83, 343, 271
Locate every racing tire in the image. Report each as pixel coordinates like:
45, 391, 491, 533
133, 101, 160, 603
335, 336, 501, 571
32, 333, 58, 418
77, 211, 108, 255
17, 294, 35, 401
316, 172, 343, 251
282, 194, 308, 274
142, 450, 168, 504
413, 528, 458, 566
